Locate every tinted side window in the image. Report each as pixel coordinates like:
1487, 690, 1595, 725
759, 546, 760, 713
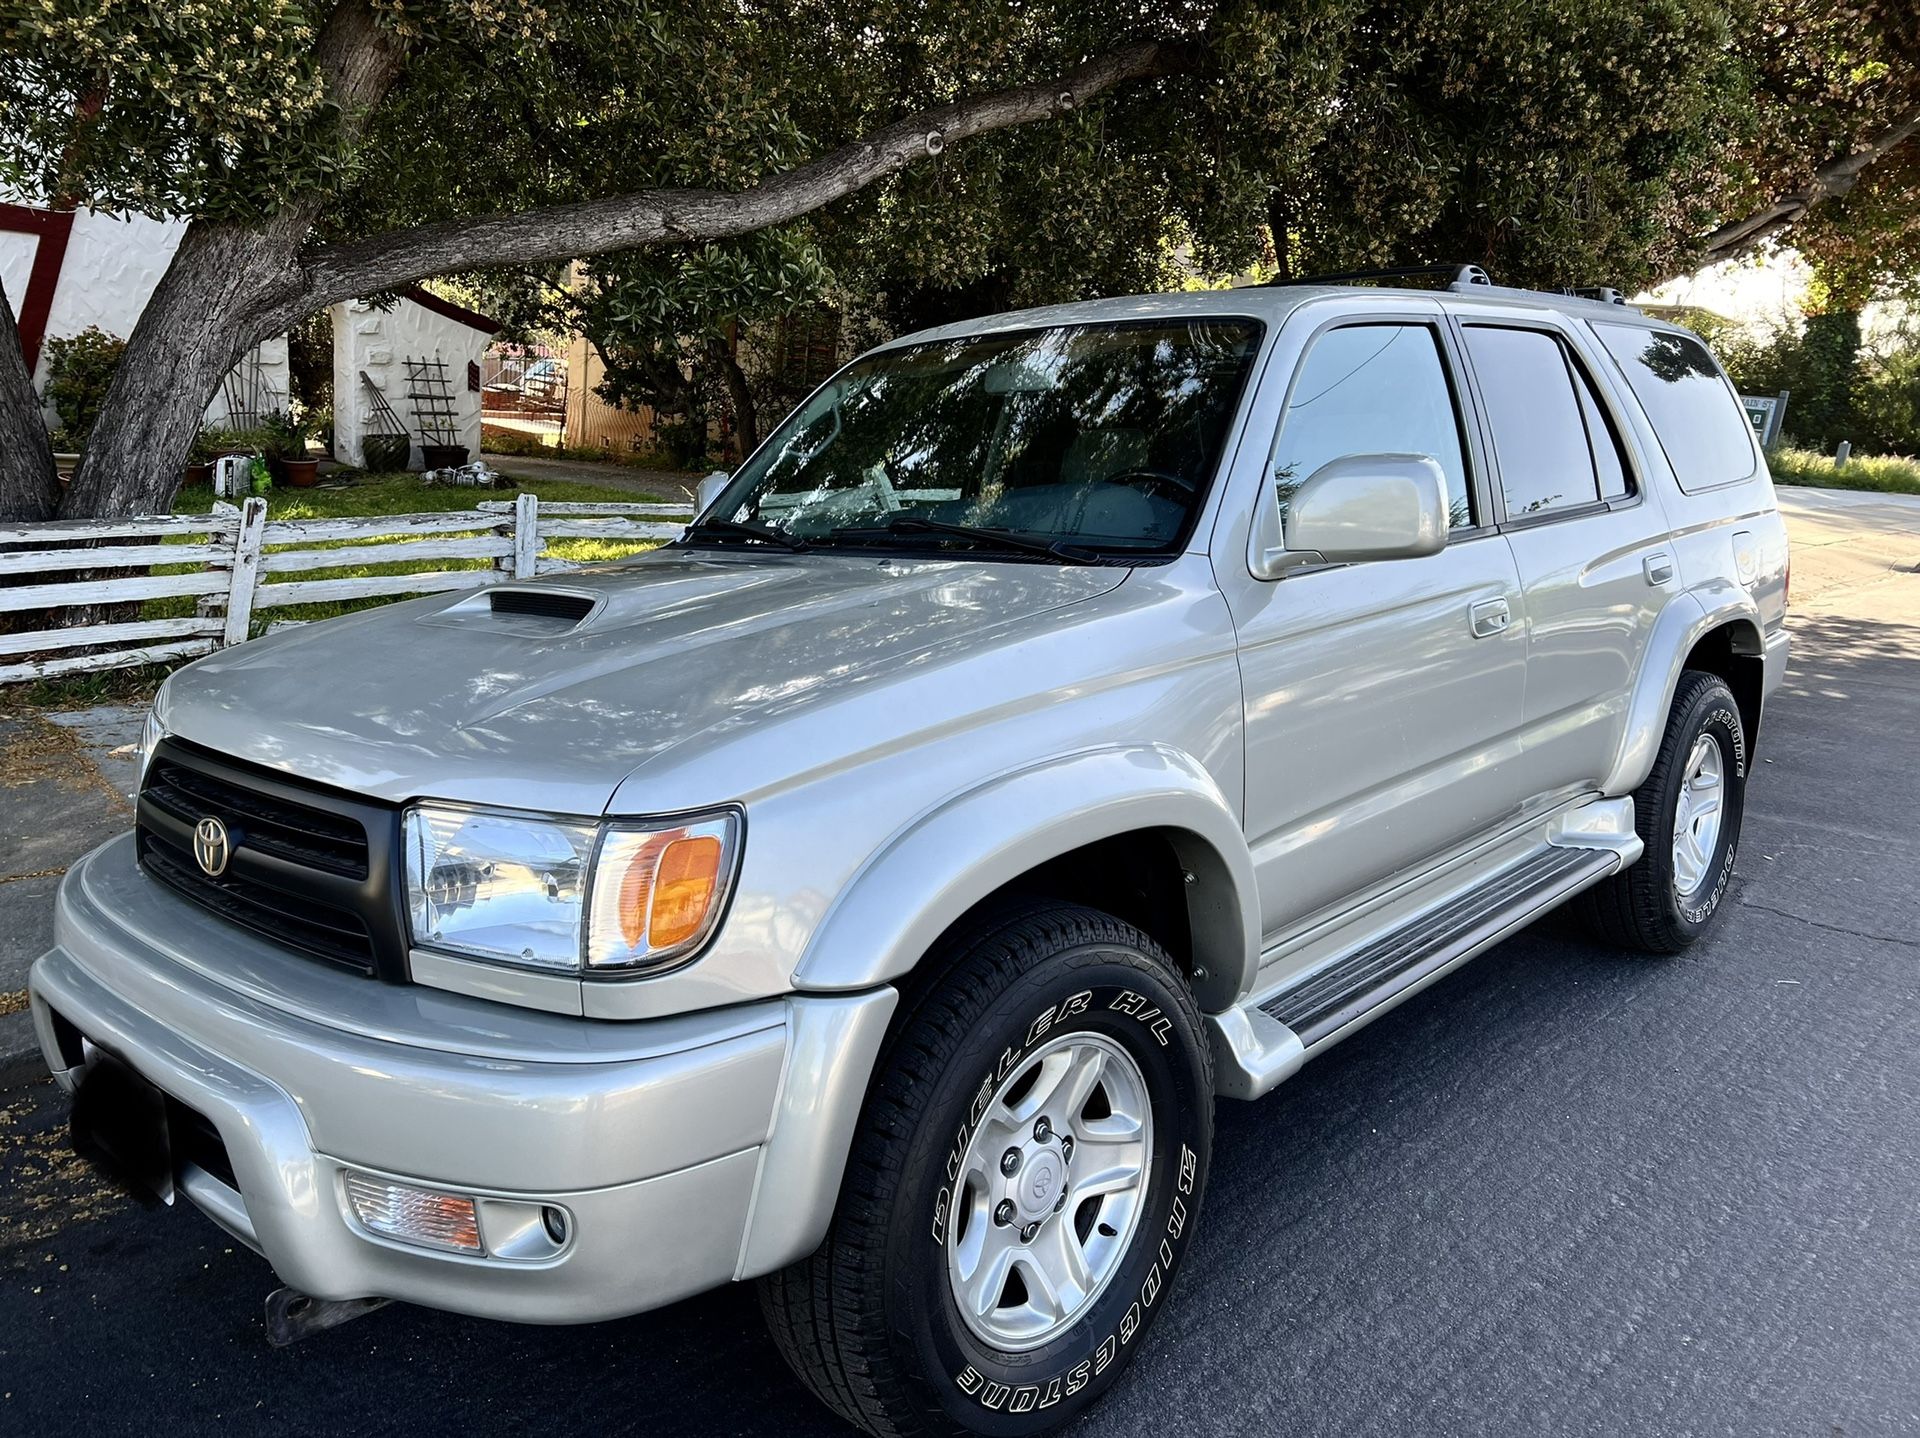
1462, 325, 1600, 519
1271, 324, 1474, 530
1594, 323, 1757, 491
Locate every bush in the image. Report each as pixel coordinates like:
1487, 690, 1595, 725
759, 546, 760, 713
41, 327, 126, 445
1767, 445, 1920, 495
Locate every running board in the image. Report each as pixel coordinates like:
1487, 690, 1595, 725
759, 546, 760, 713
1209, 832, 1626, 1099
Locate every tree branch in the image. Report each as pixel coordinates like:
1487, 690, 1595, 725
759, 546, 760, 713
1698, 102, 1920, 266
288, 39, 1197, 320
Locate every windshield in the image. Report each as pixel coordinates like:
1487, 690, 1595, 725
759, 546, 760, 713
695, 318, 1263, 560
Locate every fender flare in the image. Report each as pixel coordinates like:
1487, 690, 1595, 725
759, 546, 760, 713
792, 744, 1260, 1013
1603, 585, 1764, 796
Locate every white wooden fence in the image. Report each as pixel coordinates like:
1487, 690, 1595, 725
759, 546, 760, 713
0, 493, 691, 685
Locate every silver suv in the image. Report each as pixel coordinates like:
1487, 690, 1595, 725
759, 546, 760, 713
30, 269, 1789, 1437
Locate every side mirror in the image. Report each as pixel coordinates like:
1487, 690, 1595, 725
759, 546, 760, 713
696, 470, 730, 515
1250, 454, 1450, 579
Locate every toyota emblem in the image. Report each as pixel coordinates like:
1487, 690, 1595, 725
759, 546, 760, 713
192, 816, 230, 877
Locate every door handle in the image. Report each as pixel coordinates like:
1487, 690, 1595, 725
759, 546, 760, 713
1644, 552, 1676, 586
1469, 598, 1511, 638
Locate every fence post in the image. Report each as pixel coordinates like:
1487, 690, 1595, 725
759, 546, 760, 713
222, 497, 269, 647
513, 491, 540, 579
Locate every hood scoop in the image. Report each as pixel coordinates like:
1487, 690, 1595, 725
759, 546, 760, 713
489, 588, 595, 624
415, 584, 600, 637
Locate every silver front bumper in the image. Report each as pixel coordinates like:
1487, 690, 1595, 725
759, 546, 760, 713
29, 834, 895, 1324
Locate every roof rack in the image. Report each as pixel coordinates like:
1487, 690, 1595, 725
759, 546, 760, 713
1269, 264, 1492, 292
1269, 264, 1638, 312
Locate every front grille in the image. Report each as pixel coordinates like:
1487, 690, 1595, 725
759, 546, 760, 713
139, 827, 376, 972
145, 757, 369, 878
136, 740, 406, 980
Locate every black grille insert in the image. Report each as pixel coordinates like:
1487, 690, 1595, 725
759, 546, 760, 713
140, 828, 376, 973
136, 740, 405, 979
146, 757, 369, 878
489, 588, 593, 623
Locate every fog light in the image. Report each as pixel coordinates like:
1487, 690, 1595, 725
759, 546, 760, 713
344, 1171, 483, 1254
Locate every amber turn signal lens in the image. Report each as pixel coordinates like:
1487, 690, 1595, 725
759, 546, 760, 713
648, 835, 724, 948
613, 832, 724, 951
588, 813, 738, 970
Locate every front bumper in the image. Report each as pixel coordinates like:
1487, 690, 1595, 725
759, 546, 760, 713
29, 833, 895, 1324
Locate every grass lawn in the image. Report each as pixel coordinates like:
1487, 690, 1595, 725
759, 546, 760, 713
1768, 446, 1920, 496
8, 470, 681, 710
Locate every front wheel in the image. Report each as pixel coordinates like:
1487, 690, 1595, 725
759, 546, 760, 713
760, 900, 1213, 1437
1582, 669, 1748, 953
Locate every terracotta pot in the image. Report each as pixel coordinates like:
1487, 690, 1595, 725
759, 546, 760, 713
281, 458, 321, 488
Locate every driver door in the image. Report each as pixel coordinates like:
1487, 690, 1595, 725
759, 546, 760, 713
1220, 316, 1532, 950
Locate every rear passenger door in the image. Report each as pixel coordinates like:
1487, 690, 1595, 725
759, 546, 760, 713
1453, 314, 1678, 804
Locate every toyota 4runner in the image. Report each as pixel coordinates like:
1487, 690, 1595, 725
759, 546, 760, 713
30, 266, 1789, 1436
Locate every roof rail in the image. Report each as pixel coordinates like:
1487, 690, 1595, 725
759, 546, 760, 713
1269, 264, 1493, 292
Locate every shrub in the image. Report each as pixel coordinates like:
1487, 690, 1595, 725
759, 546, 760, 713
1767, 445, 1920, 495
41, 327, 126, 445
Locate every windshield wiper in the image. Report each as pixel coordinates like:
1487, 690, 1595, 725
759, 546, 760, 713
681, 517, 810, 552
828, 514, 1103, 565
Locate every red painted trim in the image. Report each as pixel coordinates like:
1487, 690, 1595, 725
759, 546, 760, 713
399, 284, 501, 336
0, 203, 77, 371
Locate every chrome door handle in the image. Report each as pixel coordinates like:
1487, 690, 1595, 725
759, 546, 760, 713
1644, 553, 1676, 586
1469, 598, 1511, 638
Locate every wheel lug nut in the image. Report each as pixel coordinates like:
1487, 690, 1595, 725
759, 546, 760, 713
1020, 1221, 1041, 1243
1060, 1135, 1074, 1162
1000, 1148, 1021, 1176
994, 1199, 1016, 1226
1053, 1190, 1068, 1213
1033, 1117, 1052, 1143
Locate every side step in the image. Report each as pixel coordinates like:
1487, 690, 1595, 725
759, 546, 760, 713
1208, 830, 1628, 1100
1259, 845, 1613, 1047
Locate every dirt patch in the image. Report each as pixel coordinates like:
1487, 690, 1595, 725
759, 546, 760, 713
0, 1085, 127, 1269
0, 712, 131, 817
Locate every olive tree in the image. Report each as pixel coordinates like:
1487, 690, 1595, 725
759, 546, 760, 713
0, 0, 1212, 521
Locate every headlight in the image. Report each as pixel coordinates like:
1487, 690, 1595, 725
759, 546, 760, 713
402, 803, 739, 976
135, 703, 167, 789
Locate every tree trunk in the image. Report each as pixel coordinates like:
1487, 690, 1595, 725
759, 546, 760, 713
708, 331, 759, 457
0, 280, 58, 523
59, 221, 300, 519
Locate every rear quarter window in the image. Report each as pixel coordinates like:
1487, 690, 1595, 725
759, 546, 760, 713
1593, 323, 1758, 492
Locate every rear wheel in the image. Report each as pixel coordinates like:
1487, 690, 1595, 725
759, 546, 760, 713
760, 900, 1213, 1437
1582, 669, 1748, 953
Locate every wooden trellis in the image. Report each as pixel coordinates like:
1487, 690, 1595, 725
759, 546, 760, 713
403, 355, 461, 446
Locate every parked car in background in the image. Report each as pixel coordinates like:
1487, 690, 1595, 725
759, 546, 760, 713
31, 266, 1787, 1436
480, 355, 565, 415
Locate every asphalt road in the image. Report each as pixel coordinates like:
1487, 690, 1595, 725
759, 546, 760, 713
3, 486, 1917, 1435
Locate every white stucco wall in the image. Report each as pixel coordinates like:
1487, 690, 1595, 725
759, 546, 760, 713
1, 206, 288, 430
331, 295, 489, 469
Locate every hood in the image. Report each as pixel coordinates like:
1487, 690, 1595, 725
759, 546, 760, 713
158, 550, 1128, 815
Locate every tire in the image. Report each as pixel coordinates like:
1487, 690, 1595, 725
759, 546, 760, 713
1581, 669, 1747, 954
759, 899, 1214, 1437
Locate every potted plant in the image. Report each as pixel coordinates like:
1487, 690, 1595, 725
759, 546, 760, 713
420, 439, 469, 470
263, 410, 321, 487
182, 428, 221, 489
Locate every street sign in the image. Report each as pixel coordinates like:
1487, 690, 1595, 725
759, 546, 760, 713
1741, 390, 1789, 449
